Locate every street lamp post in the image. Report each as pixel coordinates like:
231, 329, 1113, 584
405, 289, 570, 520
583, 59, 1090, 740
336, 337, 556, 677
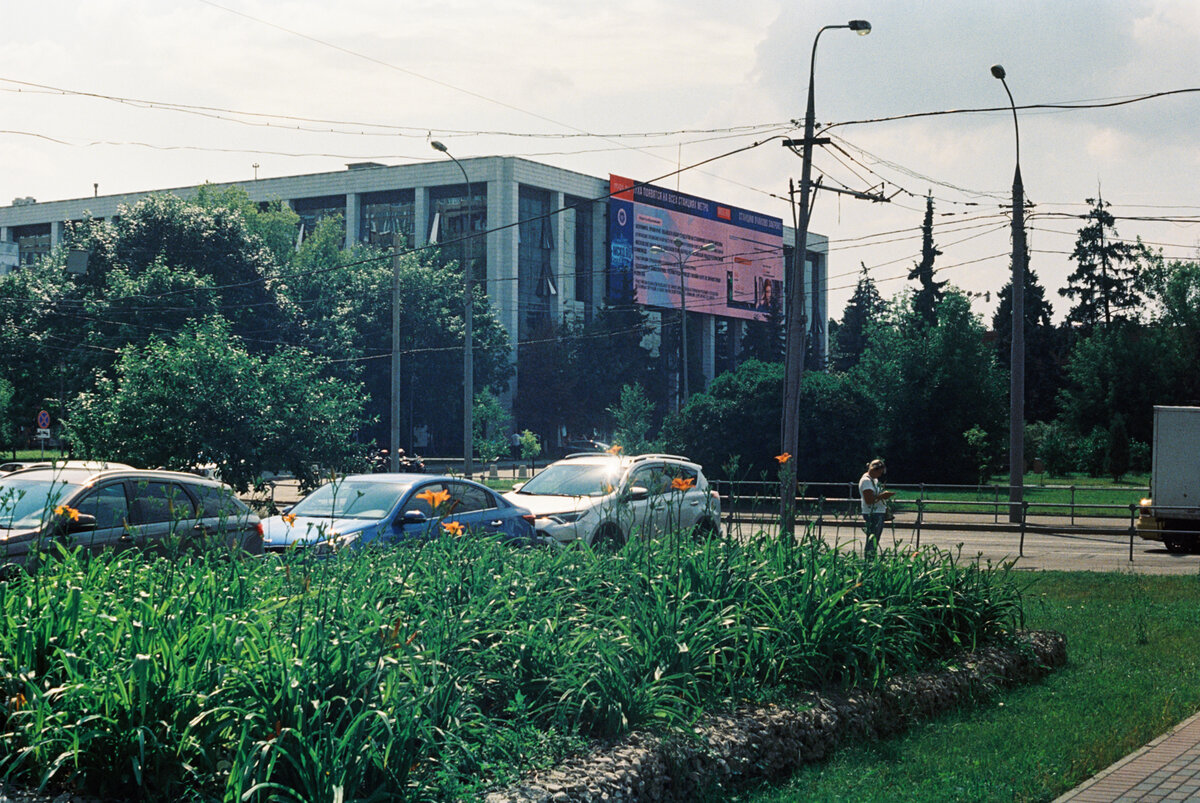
991, 64, 1025, 524
431, 140, 476, 479
780, 19, 870, 526
650, 238, 716, 408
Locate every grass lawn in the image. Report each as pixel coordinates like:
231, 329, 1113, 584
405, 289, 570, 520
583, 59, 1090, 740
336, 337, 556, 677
731, 570, 1200, 803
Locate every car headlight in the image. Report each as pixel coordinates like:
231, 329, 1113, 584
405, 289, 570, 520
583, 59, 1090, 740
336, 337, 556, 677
548, 511, 587, 524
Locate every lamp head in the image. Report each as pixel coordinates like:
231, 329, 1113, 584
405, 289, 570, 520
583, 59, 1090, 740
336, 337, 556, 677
673, 237, 684, 248
700, 242, 716, 251
649, 245, 665, 254
430, 140, 449, 153
848, 19, 871, 35
990, 64, 1006, 80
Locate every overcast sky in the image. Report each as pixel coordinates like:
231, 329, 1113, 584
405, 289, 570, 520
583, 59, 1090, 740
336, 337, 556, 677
4, 0, 1198, 324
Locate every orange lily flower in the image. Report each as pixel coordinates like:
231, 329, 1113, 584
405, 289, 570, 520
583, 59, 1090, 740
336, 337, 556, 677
282, 513, 297, 526
417, 488, 452, 509
607, 444, 622, 454
671, 477, 695, 491
54, 505, 80, 521
775, 453, 791, 465
442, 520, 465, 537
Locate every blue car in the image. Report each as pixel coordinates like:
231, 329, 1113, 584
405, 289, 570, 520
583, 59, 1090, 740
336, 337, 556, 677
260, 473, 537, 554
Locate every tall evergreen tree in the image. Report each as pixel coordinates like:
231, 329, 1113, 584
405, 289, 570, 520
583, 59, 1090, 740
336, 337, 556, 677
739, 287, 785, 363
1060, 195, 1149, 329
830, 263, 883, 371
908, 193, 947, 325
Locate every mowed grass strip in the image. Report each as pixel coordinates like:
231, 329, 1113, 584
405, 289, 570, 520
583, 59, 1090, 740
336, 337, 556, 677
732, 570, 1200, 803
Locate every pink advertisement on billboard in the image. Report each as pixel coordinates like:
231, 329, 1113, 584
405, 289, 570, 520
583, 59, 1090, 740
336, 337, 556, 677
608, 175, 784, 322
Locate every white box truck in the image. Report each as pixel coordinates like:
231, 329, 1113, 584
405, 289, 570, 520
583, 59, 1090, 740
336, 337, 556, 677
1137, 405, 1200, 553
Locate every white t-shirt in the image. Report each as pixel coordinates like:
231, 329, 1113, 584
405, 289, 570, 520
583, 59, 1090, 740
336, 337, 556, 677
859, 472, 887, 514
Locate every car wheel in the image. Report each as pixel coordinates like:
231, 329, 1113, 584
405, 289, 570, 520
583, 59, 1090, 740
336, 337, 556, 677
590, 525, 626, 552
1164, 534, 1189, 554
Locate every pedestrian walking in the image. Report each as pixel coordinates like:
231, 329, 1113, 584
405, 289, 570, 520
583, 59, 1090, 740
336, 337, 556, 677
859, 458, 895, 558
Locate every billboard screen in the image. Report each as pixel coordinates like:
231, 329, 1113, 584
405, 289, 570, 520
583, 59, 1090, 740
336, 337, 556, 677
606, 175, 783, 322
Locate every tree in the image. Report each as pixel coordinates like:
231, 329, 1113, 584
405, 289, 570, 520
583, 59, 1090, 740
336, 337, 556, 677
569, 305, 661, 430
660, 360, 874, 482
1141, 256, 1200, 403
992, 264, 1067, 423
472, 389, 511, 463
1060, 196, 1150, 329
829, 264, 884, 372
608, 383, 657, 455
856, 291, 1006, 483
1056, 323, 1186, 446
0, 377, 14, 457
64, 317, 367, 490
1105, 413, 1130, 482
907, 193, 947, 326
739, 288, 785, 363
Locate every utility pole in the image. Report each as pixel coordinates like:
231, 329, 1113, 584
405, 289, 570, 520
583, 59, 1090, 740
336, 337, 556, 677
390, 230, 402, 472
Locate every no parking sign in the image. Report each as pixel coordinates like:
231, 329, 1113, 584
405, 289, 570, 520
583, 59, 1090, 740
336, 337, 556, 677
35, 410, 50, 439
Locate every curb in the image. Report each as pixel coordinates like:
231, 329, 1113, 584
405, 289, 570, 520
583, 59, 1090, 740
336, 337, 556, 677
485, 630, 1067, 803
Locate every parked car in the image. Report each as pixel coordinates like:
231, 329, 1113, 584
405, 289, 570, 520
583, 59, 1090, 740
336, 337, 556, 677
0, 459, 135, 476
260, 473, 538, 554
0, 465, 262, 571
504, 452, 722, 549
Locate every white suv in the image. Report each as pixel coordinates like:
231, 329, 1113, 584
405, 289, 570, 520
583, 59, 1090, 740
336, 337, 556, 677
504, 453, 721, 549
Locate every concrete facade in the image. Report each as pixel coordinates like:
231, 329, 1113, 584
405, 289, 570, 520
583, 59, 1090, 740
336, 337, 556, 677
0, 157, 829, 420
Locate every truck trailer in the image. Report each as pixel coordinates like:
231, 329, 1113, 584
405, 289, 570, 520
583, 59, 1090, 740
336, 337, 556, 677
1137, 405, 1200, 553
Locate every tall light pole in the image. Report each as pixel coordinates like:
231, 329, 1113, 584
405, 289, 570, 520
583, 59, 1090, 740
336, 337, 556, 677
780, 19, 871, 526
650, 238, 716, 408
431, 140, 476, 479
992, 64, 1025, 523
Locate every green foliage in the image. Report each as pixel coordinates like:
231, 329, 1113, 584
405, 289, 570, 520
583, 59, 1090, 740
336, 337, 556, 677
63, 317, 366, 490
1056, 323, 1185, 445
1060, 196, 1151, 329
518, 429, 542, 462
0, 377, 13, 456
473, 388, 511, 462
0, 535, 1025, 800
830, 265, 884, 372
856, 291, 1005, 483
963, 425, 997, 486
746, 572, 1200, 803
907, 193, 947, 326
662, 361, 873, 482
992, 265, 1066, 423
608, 383, 657, 454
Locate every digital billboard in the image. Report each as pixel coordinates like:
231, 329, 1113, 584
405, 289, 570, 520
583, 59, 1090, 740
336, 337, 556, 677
606, 175, 784, 322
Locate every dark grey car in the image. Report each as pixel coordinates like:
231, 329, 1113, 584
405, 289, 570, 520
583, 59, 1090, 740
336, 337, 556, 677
0, 466, 262, 570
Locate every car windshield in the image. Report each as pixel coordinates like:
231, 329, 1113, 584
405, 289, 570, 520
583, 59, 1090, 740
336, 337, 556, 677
289, 480, 411, 520
517, 464, 622, 497
0, 477, 81, 530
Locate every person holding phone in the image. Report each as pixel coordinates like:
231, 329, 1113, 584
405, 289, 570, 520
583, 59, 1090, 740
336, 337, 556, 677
859, 458, 895, 558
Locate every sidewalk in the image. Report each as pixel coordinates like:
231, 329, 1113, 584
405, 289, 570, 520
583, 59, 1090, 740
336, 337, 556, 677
1053, 710, 1200, 802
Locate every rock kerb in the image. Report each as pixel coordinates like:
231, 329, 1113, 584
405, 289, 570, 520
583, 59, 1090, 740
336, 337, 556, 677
486, 630, 1067, 803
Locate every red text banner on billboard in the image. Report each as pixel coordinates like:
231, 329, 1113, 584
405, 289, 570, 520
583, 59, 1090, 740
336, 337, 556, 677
606, 175, 784, 322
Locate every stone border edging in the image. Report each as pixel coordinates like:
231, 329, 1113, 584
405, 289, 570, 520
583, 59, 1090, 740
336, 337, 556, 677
485, 630, 1067, 803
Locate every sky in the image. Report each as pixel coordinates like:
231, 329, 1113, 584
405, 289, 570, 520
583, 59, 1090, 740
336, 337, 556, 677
4, 0, 1199, 325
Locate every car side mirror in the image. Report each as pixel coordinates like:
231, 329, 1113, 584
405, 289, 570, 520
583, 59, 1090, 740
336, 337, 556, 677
66, 513, 97, 533
400, 510, 428, 526
512, 482, 525, 492
627, 486, 649, 501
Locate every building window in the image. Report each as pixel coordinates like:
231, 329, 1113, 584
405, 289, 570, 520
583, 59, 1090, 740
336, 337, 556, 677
518, 187, 555, 338
428, 184, 487, 284
566, 195, 594, 319
360, 189, 415, 248
290, 195, 346, 243
12, 223, 51, 267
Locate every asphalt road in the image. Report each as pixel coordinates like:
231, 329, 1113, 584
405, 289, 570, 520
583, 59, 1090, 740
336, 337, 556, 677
255, 479, 1196, 575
